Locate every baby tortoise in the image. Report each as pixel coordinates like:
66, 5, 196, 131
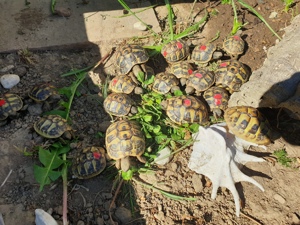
72, 147, 107, 179
34, 114, 72, 139
103, 93, 137, 117
105, 120, 146, 172
224, 106, 272, 145
161, 95, 209, 125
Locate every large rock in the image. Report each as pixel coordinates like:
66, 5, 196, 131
228, 15, 300, 120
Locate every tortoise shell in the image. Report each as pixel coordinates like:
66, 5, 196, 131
115, 44, 149, 75
185, 69, 215, 95
224, 106, 272, 145
103, 93, 136, 117
215, 60, 250, 93
34, 114, 72, 139
105, 120, 145, 161
28, 83, 57, 102
152, 72, 180, 94
223, 35, 245, 59
203, 87, 229, 117
161, 40, 190, 63
0, 93, 23, 120
72, 147, 106, 179
169, 61, 193, 86
191, 43, 217, 65
109, 75, 142, 94
161, 95, 209, 125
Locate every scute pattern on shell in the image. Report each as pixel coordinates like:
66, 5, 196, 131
215, 60, 250, 93
162, 95, 209, 124
152, 72, 180, 94
72, 147, 106, 179
103, 93, 135, 116
161, 40, 190, 63
170, 61, 194, 79
105, 120, 145, 160
223, 35, 245, 57
191, 43, 217, 64
34, 115, 71, 139
28, 83, 56, 102
0, 93, 23, 120
115, 44, 149, 75
109, 75, 136, 94
224, 106, 272, 145
203, 87, 229, 112
185, 69, 215, 95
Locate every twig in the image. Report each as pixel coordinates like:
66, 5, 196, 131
240, 211, 262, 225
109, 179, 124, 224
0, 169, 12, 188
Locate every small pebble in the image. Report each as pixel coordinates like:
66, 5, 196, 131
273, 193, 286, 204
133, 21, 148, 31
35, 209, 58, 225
0, 74, 20, 89
77, 220, 85, 225
114, 206, 133, 224
154, 147, 172, 165
269, 11, 278, 19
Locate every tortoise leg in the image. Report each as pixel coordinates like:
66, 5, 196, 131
120, 157, 130, 172
115, 159, 121, 170
137, 155, 146, 164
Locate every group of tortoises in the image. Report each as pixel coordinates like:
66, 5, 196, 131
0, 34, 272, 180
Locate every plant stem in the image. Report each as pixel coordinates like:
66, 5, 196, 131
62, 154, 68, 225
165, 0, 174, 40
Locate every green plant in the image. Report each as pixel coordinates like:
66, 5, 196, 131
273, 149, 295, 167
282, 0, 294, 12
222, 0, 282, 40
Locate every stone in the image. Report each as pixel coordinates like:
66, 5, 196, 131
154, 146, 172, 165
273, 193, 286, 204
133, 21, 148, 31
0, 74, 20, 89
35, 209, 58, 225
114, 206, 133, 224
269, 11, 278, 19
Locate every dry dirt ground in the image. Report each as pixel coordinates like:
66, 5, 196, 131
1, 0, 300, 225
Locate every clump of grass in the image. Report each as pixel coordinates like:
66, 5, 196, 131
282, 0, 295, 13
273, 149, 295, 167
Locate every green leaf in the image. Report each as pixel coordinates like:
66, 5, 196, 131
38, 148, 65, 170
173, 90, 184, 96
42, 110, 67, 118
143, 75, 155, 86
189, 123, 200, 133
152, 125, 161, 134
122, 169, 134, 180
137, 71, 145, 83
143, 114, 153, 122
34, 165, 62, 191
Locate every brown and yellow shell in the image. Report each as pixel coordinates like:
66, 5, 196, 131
161, 95, 209, 125
191, 43, 217, 65
109, 75, 138, 94
152, 72, 180, 94
72, 147, 106, 179
223, 35, 245, 58
169, 61, 194, 79
105, 120, 145, 160
215, 60, 250, 93
115, 44, 149, 75
28, 83, 57, 102
203, 87, 229, 112
224, 106, 272, 145
185, 69, 215, 95
161, 39, 190, 63
0, 93, 23, 120
103, 93, 135, 117
34, 114, 72, 139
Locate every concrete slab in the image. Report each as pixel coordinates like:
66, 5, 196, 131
0, 0, 161, 53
